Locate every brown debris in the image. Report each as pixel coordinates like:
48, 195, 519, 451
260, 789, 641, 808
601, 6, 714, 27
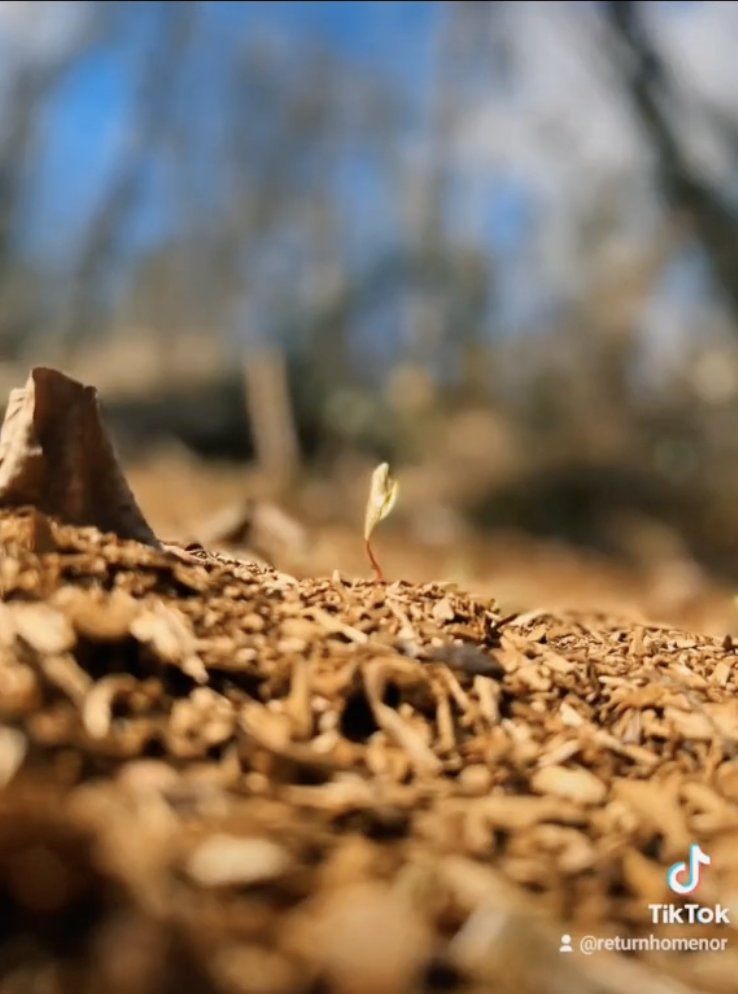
0, 518, 733, 993
0, 370, 737, 992
286, 881, 434, 994
195, 499, 308, 570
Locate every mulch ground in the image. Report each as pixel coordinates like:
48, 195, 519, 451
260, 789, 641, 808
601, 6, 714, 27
0, 367, 736, 994
0, 509, 736, 994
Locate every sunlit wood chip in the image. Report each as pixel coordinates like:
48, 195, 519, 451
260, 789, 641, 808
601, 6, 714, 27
83, 674, 139, 739
664, 707, 713, 741
53, 587, 139, 641
185, 834, 290, 887
0, 726, 26, 788
12, 603, 76, 655
130, 601, 207, 683
432, 597, 455, 623
530, 765, 607, 805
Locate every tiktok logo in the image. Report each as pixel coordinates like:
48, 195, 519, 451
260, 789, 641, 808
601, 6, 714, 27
652, 844, 728, 925
667, 844, 711, 896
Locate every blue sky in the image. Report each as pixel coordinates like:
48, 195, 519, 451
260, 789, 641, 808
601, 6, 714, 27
23, 1, 443, 260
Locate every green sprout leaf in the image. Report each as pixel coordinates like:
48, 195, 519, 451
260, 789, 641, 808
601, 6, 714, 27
364, 462, 399, 582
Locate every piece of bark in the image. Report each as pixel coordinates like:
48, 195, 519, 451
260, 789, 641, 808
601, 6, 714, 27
0, 367, 159, 547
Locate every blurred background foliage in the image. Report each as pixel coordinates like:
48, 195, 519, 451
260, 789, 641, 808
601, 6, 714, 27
4, 0, 738, 580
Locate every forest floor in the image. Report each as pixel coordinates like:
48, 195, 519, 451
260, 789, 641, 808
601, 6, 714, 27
0, 369, 738, 994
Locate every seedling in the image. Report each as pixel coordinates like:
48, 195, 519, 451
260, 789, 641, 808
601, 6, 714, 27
364, 462, 399, 583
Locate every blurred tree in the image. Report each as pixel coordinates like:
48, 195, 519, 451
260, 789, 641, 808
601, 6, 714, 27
0, 0, 106, 354
54, 0, 198, 354
606, 0, 738, 321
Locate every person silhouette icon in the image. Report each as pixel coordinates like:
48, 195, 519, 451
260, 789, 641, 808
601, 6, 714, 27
559, 934, 573, 953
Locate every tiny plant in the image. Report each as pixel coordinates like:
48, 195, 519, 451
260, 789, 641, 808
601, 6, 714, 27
363, 462, 399, 582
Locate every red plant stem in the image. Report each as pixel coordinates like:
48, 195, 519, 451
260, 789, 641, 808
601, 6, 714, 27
365, 537, 384, 582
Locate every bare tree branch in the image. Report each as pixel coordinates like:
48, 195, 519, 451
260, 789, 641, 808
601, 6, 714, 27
606, 0, 738, 319
54, 0, 198, 354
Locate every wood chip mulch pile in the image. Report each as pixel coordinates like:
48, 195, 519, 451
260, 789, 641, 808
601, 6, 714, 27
0, 368, 736, 994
